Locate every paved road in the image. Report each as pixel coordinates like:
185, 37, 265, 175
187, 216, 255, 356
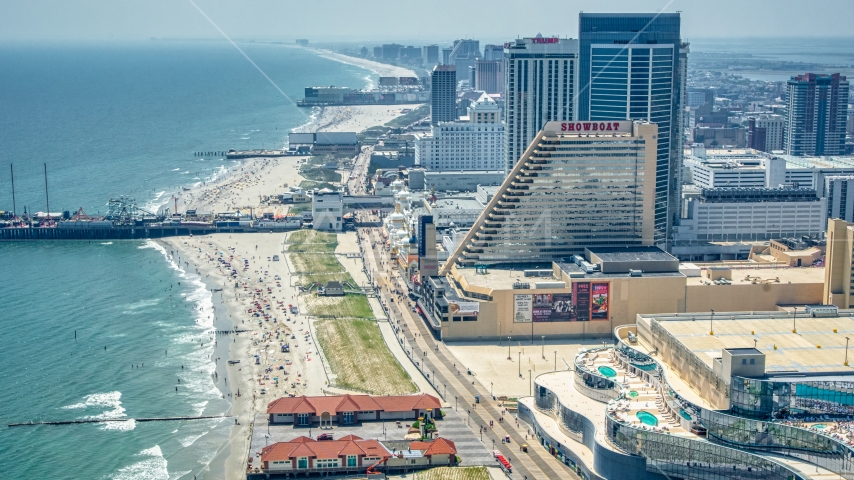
358, 228, 580, 480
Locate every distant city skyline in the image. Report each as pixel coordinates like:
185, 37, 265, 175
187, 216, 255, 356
2, 0, 854, 42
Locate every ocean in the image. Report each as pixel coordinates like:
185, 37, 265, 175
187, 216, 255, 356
0, 41, 374, 480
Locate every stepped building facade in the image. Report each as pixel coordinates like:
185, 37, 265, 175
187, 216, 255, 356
443, 120, 657, 269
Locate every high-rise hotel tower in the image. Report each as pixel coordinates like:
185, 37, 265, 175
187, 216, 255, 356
443, 121, 658, 270
503, 36, 578, 173
578, 13, 686, 248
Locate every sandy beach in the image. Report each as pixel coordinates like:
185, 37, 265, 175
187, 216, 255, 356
156, 90, 426, 479
311, 48, 419, 79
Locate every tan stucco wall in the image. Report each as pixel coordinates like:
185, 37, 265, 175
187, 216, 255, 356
685, 282, 823, 313
441, 269, 823, 340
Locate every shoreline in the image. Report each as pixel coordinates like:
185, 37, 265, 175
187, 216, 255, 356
309, 48, 420, 79
148, 56, 422, 477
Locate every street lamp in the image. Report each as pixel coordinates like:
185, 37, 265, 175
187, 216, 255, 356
846, 337, 850, 366
455, 396, 458, 410
792, 307, 798, 333
507, 336, 512, 360
518, 351, 521, 377
554, 351, 557, 372
710, 309, 715, 335
529, 369, 532, 396
541, 335, 545, 359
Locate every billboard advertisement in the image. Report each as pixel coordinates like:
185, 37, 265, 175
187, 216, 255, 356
448, 301, 479, 316
591, 283, 609, 320
513, 294, 532, 323
532, 293, 574, 322
513, 283, 609, 323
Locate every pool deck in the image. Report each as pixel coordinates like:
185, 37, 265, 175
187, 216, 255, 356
580, 349, 690, 436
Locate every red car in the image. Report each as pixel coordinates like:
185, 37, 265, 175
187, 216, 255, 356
316, 434, 334, 441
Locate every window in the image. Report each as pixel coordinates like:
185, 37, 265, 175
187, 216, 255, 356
347, 455, 357, 467
297, 413, 309, 425
343, 411, 354, 424
297, 457, 308, 469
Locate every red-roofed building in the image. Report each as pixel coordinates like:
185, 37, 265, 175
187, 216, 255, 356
256, 436, 457, 475
259, 435, 388, 475
266, 393, 441, 426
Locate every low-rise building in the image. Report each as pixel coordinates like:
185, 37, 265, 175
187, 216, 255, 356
266, 394, 441, 426
322, 281, 344, 296
418, 246, 825, 340
311, 189, 343, 231
258, 435, 457, 476
675, 187, 826, 242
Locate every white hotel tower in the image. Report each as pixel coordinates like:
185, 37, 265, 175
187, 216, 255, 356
504, 35, 578, 173
414, 93, 504, 171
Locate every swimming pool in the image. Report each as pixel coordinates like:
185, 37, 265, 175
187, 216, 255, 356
598, 366, 617, 378
628, 390, 639, 398
814, 424, 827, 429
636, 411, 659, 427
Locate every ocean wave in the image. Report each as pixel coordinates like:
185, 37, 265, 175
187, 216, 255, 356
192, 401, 209, 417
121, 298, 162, 314
172, 168, 180, 171
110, 445, 168, 480
143, 191, 169, 213
101, 242, 113, 245
63, 391, 126, 420
178, 432, 205, 448
102, 418, 136, 431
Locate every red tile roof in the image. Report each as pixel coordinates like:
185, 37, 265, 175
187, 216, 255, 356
261, 436, 389, 463
423, 438, 457, 456
373, 394, 441, 413
267, 394, 440, 416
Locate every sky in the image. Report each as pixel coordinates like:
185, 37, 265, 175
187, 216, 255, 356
1, 0, 853, 44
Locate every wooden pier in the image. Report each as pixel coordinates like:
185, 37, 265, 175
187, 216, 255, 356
0, 225, 245, 241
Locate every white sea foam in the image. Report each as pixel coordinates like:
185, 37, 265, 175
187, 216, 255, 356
192, 401, 209, 417
148, 240, 222, 400
121, 298, 162, 314
110, 445, 168, 480
101, 242, 113, 245
102, 418, 136, 431
172, 168, 180, 171
63, 391, 127, 420
143, 191, 169, 214
178, 432, 205, 448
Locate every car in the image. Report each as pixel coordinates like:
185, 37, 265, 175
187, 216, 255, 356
316, 434, 333, 441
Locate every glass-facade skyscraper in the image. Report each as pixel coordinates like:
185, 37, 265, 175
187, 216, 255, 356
579, 13, 686, 248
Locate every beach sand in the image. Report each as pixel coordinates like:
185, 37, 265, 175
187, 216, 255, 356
311, 49, 419, 79
158, 92, 425, 478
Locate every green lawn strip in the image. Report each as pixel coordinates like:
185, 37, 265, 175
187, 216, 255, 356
287, 230, 338, 247
304, 293, 373, 319
315, 318, 417, 394
288, 253, 343, 274
414, 467, 490, 480
384, 104, 429, 128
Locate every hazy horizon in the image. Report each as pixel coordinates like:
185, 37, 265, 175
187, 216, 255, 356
2, 0, 853, 43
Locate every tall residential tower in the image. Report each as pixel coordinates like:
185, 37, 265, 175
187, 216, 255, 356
784, 73, 849, 156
